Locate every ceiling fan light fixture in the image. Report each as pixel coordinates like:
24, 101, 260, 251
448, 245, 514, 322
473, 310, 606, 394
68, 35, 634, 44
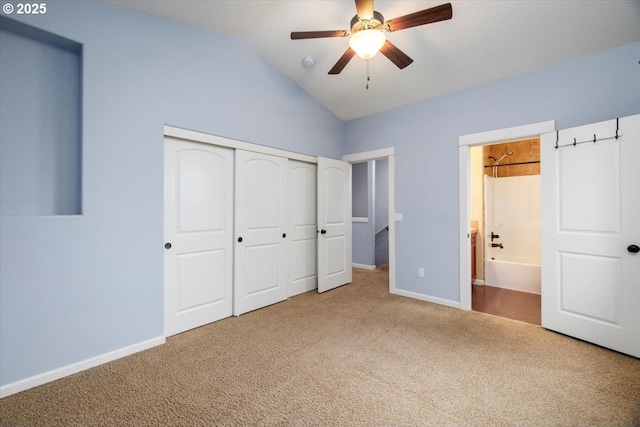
349, 29, 386, 59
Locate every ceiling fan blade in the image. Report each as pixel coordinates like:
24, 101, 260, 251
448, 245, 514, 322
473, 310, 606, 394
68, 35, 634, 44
355, 0, 374, 20
379, 40, 413, 69
385, 3, 452, 32
328, 48, 356, 74
291, 30, 348, 40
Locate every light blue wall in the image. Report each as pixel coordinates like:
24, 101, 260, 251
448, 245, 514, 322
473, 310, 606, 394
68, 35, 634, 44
0, 2, 343, 387
352, 162, 368, 218
353, 222, 375, 266
345, 41, 640, 302
353, 159, 389, 267
0, 25, 81, 216
374, 159, 389, 266
352, 162, 375, 266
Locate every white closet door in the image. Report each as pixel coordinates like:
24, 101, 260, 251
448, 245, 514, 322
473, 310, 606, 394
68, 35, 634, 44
234, 150, 289, 316
289, 161, 318, 297
164, 138, 233, 336
541, 115, 640, 358
317, 157, 352, 293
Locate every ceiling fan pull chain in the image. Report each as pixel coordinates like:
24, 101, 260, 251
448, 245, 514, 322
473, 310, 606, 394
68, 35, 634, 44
366, 59, 370, 89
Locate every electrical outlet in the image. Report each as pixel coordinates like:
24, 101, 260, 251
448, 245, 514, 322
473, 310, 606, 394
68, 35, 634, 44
418, 268, 424, 277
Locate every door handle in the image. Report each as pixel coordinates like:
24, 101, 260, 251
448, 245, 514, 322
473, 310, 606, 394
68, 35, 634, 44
320, 229, 327, 234
164, 243, 172, 250
238, 237, 243, 243
282, 233, 286, 238
628, 244, 640, 253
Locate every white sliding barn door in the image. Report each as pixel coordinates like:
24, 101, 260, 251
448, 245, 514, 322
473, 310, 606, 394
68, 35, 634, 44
234, 150, 289, 316
541, 115, 640, 358
164, 138, 233, 336
317, 157, 352, 293
289, 161, 318, 297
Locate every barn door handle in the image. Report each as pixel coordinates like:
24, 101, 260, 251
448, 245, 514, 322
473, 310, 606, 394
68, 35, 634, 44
628, 244, 640, 253
320, 229, 327, 234
237, 237, 243, 243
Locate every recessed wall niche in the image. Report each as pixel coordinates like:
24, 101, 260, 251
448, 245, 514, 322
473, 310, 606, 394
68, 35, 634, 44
0, 17, 82, 216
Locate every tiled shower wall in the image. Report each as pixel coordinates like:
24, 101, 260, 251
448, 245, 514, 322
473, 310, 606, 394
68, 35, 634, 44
484, 138, 540, 177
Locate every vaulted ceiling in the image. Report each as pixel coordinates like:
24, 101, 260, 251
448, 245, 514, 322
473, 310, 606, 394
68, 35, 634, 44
107, 1, 640, 121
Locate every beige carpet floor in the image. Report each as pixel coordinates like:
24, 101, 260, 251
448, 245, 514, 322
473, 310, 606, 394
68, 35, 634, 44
1, 267, 639, 426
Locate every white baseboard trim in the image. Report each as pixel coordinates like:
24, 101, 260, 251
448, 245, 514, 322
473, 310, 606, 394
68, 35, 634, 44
391, 288, 461, 309
0, 336, 165, 399
352, 263, 376, 270
472, 279, 485, 285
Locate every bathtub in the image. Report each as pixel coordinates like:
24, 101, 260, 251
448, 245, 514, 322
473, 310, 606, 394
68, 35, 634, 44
484, 174, 541, 294
484, 256, 541, 294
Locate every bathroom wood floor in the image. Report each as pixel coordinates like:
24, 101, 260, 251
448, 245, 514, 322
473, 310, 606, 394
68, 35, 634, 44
472, 285, 541, 325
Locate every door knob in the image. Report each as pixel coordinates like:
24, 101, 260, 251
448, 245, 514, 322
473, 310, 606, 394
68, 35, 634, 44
282, 233, 286, 238
320, 229, 327, 234
164, 243, 172, 250
238, 237, 243, 243
628, 244, 640, 253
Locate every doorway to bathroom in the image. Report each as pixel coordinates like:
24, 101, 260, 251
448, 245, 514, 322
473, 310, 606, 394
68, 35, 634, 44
470, 139, 541, 325
460, 116, 639, 358
457, 120, 555, 325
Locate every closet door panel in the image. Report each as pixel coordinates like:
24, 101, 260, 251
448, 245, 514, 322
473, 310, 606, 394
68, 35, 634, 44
164, 138, 233, 336
289, 161, 317, 296
234, 150, 288, 315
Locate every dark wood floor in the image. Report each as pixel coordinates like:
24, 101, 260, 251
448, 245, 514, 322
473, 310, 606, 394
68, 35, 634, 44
472, 285, 541, 325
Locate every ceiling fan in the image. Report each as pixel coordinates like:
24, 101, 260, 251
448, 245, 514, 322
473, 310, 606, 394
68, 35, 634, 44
290, 0, 453, 75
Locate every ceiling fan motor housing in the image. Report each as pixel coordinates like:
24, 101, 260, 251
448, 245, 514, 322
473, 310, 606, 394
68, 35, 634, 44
350, 11, 385, 33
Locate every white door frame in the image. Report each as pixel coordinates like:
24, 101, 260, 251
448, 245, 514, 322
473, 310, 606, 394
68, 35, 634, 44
458, 121, 555, 310
343, 148, 396, 293
164, 126, 317, 164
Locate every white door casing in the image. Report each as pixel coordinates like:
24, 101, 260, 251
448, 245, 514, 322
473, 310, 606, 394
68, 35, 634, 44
343, 148, 396, 294
458, 121, 556, 310
541, 115, 640, 358
234, 150, 289, 315
164, 138, 233, 336
317, 157, 353, 293
289, 161, 318, 297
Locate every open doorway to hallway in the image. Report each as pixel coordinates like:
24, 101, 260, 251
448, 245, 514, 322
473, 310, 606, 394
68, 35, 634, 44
343, 148, 396, 294
351, 159, 389, 272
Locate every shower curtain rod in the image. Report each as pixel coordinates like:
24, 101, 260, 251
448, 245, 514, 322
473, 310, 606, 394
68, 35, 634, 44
483, 160, 540, 168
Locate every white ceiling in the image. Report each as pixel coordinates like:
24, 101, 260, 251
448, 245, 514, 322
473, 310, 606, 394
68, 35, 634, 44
107, 0, 640, 121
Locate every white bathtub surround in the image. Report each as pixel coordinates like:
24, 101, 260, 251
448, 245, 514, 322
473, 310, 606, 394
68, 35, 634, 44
485, 258, 541, 294
484, 174, 541, 293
